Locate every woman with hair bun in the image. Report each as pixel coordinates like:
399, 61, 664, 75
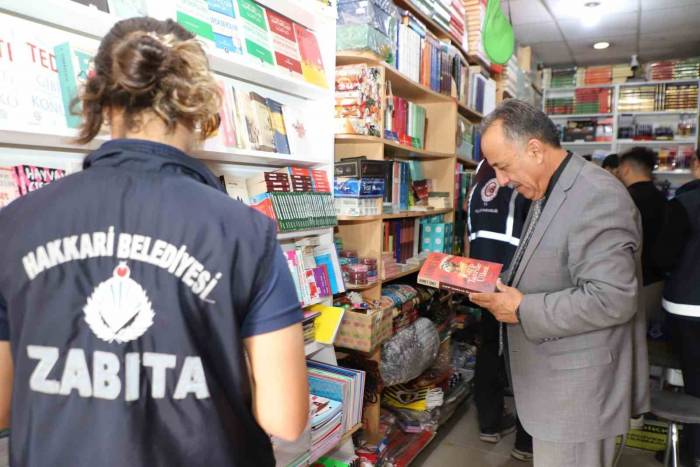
0, 17, 308, 467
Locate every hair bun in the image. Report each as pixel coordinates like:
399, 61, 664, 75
112, 32, 171, 95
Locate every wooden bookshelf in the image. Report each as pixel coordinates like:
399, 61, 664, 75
334, 41, 484, 445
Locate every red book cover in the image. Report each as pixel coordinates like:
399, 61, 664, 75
293, 23, 327, 88
418, 252, 503, 293
265, 8, 303, 77
12, 165, 66, 196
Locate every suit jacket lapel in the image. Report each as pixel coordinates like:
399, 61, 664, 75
513, 154, 586, 287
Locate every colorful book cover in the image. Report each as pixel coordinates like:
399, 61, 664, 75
417, 252, 502, 294
310, 304, 345, 345
176, 0, 215, 44
234, 0, 275, 65
265, 97, 290, 154
54, 42, 94, 129
293, 23, 327, 88
0, 168, 20, 208
228, 85, 249, 149
281, 104, 312, 157
264, 8, 303, 78
248, 92, 276, 151
12, 165, 67, 196
107, 0, 147, 17
208, 0, 244, 55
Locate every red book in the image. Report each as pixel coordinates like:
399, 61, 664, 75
418, 252, 503, 293
265, 9, 303, 78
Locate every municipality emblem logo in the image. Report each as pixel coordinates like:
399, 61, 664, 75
481, 178, 500, 203
84, 262, 154, 344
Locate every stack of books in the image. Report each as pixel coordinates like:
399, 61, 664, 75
464, 0, 488, 64
282, 237, 345, 307
220, 168, 336, 232
310, 394, 343, 461
334, 158, 386, 217
0, 165, 66, 208
384, 94, 427, 149
548, 66, 577, 88
383, 160, 429, 214
384, 218, 421, 264
545, 96, 575, 115
646, 58, 700, 81
612, 64, 634, 84
303, 310, 321, 345
574, 88, 612, 114
395, 11, 455, 97
448, 0, 466, 48
618, 83, 698, 112
335, 64, 383, 137
308, 361, 366, 433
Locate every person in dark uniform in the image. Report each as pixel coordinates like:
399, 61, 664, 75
655, 148, 700, 466
468, 160, 533, 461
0, 18, 308, 467
618, 147, 667, 328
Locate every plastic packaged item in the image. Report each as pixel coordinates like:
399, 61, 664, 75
348, 263, 369, 285
380, 318, 439, 386
337, 0, 398, 38
336, 24, 396, 64
361, 257, 378, 283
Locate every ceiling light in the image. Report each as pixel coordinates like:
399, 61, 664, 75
581, 1, 602, 27
593, 41, 610, 50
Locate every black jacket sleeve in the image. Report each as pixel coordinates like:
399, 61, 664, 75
652, 198, 691, 274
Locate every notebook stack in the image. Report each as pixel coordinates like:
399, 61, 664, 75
310, 394, 344, 461
308, 361, 366, 434
336, 0, 399, 62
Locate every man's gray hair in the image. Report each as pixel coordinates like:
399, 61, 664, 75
480, 99, 561, 149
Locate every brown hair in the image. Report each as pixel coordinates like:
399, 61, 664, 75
75, 17, 221, 144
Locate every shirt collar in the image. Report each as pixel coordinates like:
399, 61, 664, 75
543, 151, 573, 204
83, 139, 224, 192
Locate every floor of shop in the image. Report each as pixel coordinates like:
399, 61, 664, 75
413, 397, 659, 466
0, 399, 660, 467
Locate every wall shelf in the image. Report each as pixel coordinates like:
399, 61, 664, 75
617, 139, 697, 145
335, 135, 453, 160
457, 102, 484, 121
337, 208, 453, 223
549, 113, 614, 119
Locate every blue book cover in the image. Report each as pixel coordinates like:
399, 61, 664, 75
265, 98, 290, 154
308, 374, 344, 403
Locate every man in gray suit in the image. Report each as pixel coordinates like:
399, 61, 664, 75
470, 100, 649, 467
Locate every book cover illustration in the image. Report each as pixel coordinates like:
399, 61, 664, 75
293, 22, 327, 88
417, 252, 502, 294
54, 42, 95, 128
234, 0, 275, 65
334, 64, 382, 136
236, 89, 261, 148
228, 85, 249, 149
219, 174, 249, 203
208, 0, 244, 55
12, 165, 67, 196
281, 104, 312, 157
264, 8, 303, 79
265, 97, 290, 154
249, 92, 276, 152
176, 0, 215, 45
0, 168, 20, 208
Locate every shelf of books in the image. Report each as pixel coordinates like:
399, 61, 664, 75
332, 3, 487, 451
542, 63, 699, 173
0, 2, 383, 466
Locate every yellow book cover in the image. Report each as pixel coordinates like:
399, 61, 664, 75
310, 304, 345, 344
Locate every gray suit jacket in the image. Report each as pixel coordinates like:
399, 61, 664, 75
508, 154, 650, 443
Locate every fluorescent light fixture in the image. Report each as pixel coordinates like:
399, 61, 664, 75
582, 1, 601, 27
593, 41, 610, 50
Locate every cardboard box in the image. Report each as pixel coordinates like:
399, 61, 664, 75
335, 305, 393, 352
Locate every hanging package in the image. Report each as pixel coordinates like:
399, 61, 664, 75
482, 0, 514, 65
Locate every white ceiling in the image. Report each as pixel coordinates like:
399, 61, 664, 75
500, 0, 700, 66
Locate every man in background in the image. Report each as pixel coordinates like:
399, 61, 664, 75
467, 160, 532, 461
470, 100, 648, 467
602, 153, 620, 177
618, 147, 667, 328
